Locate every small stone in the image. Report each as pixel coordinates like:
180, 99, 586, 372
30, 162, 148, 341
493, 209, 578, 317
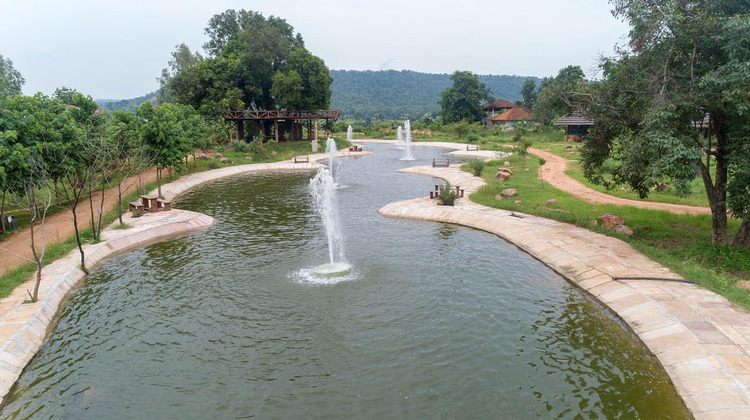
495, 168, 512, 181
614, 224, 634, 236
220, 157, 229, 164
494, 195, 503, 201
271, 151, 278, 156
590, 220, 599, 226
504, 161, 511, 167
599, 213, 625, 229
215, 152, 223, 159
501, 188, 518, 197
195, 153, 207, 159
511, 168, 520, 173
736, 281, 750, 290
545, 199, 558, 207
514, 200, 522, 205
524, 168, 529, 172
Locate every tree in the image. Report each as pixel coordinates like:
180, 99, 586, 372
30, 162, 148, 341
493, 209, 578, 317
579, 0, 750, 246
520, 78, 538, 108
438, 71, 493, 124
0, 54, 24, 98
533, 65, 586, 123
106, 110, 144, 225
159, 9, 332, 126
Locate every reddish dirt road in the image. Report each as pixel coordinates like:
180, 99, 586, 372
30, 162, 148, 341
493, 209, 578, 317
531, 148, 711, 215
1, 169, 158, 274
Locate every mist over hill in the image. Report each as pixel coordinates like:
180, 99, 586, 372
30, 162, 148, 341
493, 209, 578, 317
97, 70, 539, 119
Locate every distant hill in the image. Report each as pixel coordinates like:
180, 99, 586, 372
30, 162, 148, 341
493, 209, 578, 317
96, 91, 158, 112
97, 70, 539, 118
330, 70, 540, 119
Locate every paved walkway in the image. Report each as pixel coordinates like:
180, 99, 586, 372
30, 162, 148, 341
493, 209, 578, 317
379, 163, 750, 419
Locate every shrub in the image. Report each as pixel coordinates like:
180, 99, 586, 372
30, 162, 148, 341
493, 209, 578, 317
468, 159, 485, 176
467, 134, 479, 142
438, 182, 457, 206
230, 140, 250, 153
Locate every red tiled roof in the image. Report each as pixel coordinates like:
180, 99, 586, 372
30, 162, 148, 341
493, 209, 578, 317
483, 99, 517, 109
491, 107, 533, 121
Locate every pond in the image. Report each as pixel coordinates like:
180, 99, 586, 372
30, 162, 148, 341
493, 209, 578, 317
0, 144, 690, 419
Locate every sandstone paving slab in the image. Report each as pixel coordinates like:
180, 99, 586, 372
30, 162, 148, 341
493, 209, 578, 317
378, 162, 750, 418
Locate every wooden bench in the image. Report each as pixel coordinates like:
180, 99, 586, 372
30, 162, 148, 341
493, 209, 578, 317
430, 184, 464, 199
141, 194, 159, 212
294, 155, 309, 163
128, 201, 145, 216
466, 144, 479, 151
432, 158, 450, 167
157, 198, 172, 211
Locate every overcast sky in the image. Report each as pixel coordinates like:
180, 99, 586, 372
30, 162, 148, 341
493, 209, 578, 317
1, 0, 630, 100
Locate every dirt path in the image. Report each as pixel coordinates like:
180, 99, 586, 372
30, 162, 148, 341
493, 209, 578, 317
1, 169, 159, 274
530, 148, 711, 215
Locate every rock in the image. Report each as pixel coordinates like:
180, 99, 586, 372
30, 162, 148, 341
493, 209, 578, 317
220, 157, 229, 164
524, 168, 530, 171
504, 161, 511, 167
502, 188, 518, 197
599, 213, 625, 229
590, 220, 599, 226
614, 224, 634, 236
736, 281, 750, 290
511, 168, 520, 173
545, 199, 558, 207
514, 200, 522, 204
215, 152, 223, 159
565, 145, 573, 150
495, 168, 512, 181
271, 151, 278, 156
494, 195, 503, 201
195, 153, 207, 159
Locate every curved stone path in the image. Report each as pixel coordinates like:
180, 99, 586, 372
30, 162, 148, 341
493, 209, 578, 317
378, 163, 750, 419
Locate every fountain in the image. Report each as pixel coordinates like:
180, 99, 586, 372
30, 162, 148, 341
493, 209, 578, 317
309, 166, 350, 277
347, 125, 353, 142
326, 137, 338, 181
396, 126, 405, 150
401, 119, 414, 160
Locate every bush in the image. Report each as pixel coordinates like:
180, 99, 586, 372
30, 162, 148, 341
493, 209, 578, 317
437, 182, 457, 206
230, 140, 251, 153
467, 134, 479, 142
468, 159, 485, 176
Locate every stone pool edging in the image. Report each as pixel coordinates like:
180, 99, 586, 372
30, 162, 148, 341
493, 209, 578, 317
0, 151, 367, 403
379, 161, 750, 420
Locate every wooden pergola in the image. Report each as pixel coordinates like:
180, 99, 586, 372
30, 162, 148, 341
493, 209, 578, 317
223, 109, 340, 143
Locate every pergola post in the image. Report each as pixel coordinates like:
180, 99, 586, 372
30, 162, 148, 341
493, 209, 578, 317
314, 120, 318, 141
236, 120, 245, 142
274, 120, 279, 142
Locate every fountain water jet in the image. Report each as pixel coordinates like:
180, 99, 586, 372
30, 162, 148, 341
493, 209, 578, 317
396, 126, 405, 150
326, 137, 339, 183
347, 125, 353, 142
310, 149, 350, 278
401, 120, 414, 160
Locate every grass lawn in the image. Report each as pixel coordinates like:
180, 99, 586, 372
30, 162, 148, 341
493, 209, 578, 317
463, 154, 750, 310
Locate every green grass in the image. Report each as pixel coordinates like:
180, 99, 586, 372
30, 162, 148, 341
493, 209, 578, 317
0, 139, 342, 299
467, 153, 750, 309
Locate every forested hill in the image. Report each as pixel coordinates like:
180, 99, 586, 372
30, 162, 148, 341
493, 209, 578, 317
330, 70, 540, 119
96, 91, 158, 112
97, 71, 539, 118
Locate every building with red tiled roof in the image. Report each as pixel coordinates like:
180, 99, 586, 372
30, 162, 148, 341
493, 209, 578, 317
482, 98, 533, 129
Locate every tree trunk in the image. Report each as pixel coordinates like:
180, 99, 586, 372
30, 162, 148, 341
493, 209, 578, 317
157, 168, 162, 198
699, 113, 730, 244
53, 177, 61, 206
96, 172, 105, 239
117, 163, 123, 225
733, 219, 750, 247
71, 201, 87, 274
88, 174, 96, 241
1, 190, 6, 234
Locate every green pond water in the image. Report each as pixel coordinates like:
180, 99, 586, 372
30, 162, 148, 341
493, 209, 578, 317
0, 144, 690, 419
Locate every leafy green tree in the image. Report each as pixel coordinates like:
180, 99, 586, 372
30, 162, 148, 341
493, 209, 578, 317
106, 109, 144, 225
520, 78, 538, 108
438, 71, 492, 124
272, 49, 332, 110
533, 65, 586, 123
0, 54, 24, 98
579, 0, 750, 245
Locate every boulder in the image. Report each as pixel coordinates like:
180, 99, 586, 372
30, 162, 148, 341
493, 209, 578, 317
271, 151, 278, 156
599, 213, 625, 229
614, 224, 634, 236
495, 168, 512, 181
502, 188, 518, 197
215, 152, 224, 159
